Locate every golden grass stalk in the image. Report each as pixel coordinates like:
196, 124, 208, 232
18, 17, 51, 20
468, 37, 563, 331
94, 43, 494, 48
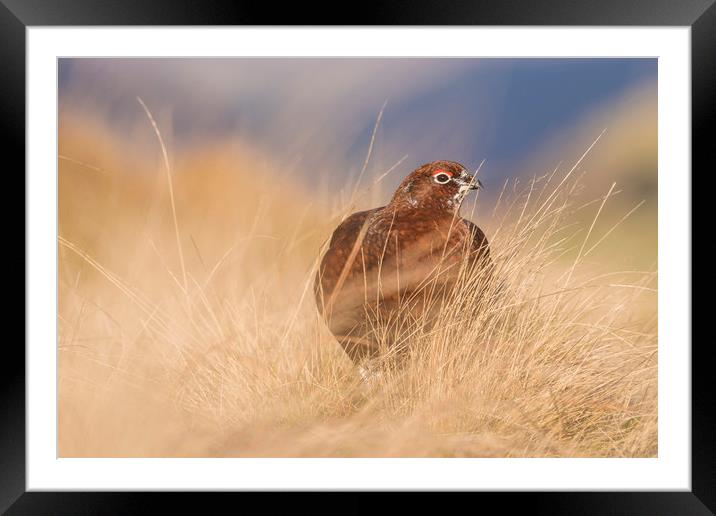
136, 96, 188, 296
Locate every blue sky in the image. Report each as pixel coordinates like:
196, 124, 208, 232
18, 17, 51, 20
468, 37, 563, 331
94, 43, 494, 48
59, 58, 657, 187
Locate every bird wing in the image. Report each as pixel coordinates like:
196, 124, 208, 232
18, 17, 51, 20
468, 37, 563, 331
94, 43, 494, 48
328, 208, 379, 250
462, 219, 491, 262
314, 208, 381, 309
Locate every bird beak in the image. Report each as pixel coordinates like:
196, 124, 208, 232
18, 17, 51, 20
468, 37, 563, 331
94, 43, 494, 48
458, 170, 483, 191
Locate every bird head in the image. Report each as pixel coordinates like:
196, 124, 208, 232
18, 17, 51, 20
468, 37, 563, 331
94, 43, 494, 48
391, 160, 482, 213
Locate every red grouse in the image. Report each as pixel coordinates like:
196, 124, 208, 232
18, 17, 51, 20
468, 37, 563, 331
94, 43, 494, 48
314, 160, 491, 365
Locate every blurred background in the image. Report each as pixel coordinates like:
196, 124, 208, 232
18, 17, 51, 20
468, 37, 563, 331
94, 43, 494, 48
59, 57, 657, 266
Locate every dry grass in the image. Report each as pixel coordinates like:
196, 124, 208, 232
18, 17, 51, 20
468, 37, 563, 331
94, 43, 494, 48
58, 107, 657, 458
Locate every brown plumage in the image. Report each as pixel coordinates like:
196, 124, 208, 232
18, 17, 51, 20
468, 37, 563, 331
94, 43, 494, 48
314, 160, 491, 365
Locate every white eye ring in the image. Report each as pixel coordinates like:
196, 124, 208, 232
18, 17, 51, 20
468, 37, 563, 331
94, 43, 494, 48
433, 173, 451, 184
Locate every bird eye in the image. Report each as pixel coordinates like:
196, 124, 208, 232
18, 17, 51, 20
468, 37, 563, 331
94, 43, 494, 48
433, 173, 451, 184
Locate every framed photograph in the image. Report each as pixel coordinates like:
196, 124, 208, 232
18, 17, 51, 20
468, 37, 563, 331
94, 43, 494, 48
6, 0, 710, 512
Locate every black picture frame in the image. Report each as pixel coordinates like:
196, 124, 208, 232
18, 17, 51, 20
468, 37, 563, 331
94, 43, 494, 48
4, 0, 710, 513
